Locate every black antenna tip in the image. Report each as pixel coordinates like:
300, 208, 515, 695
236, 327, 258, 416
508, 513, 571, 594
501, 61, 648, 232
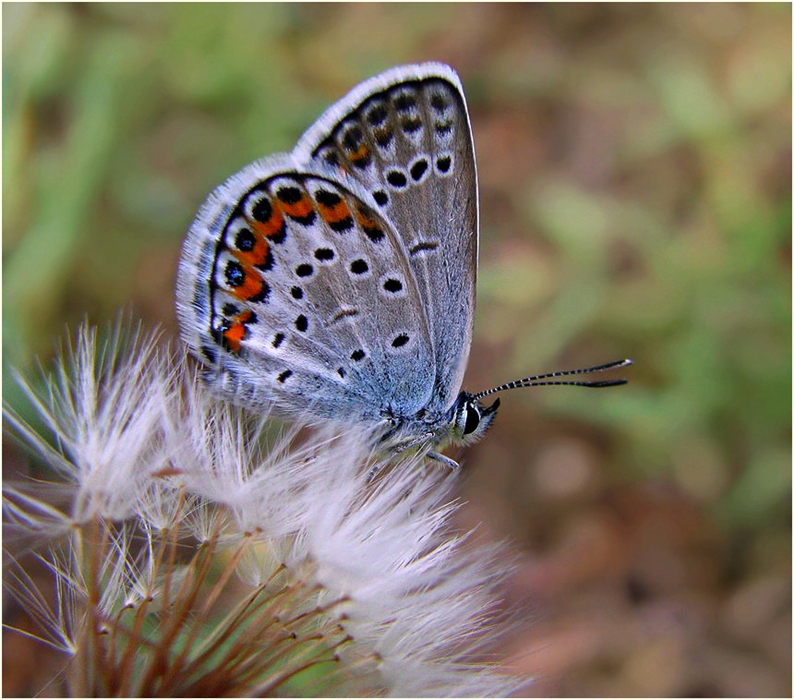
583, 378, 629, 388
472, 357, 633, 399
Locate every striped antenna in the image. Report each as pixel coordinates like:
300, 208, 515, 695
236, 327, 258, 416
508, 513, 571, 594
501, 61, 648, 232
472, 358, 633, 400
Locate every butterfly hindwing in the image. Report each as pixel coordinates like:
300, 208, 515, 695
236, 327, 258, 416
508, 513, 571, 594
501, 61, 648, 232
176, 156, 436, 420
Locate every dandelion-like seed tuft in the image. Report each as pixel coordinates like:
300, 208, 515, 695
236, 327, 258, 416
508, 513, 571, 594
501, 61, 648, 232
4, 321, 523, 696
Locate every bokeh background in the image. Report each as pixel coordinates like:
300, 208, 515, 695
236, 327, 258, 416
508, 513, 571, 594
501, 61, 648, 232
3, 3, 790, 696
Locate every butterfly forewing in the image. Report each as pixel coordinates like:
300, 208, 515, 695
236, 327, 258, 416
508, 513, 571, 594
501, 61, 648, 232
176, 157, 436, 420
294, 63, 478, 412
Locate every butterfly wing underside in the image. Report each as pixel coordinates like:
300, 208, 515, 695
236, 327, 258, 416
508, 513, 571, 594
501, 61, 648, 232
177, 63, 476, 424
294, 63, 478, 412
176, 157, 436, 420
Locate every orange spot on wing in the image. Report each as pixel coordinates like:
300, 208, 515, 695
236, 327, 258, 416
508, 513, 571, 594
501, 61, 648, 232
280, 194, 314, 220
318, 198, 352, 224
234, 238, 271, 268
355, 206, 379, 229
230, 267, 267, 302
223, 322, 245, 352
251, 206, 285, 239
222, 309, 255, 354
349, 144, 369, 162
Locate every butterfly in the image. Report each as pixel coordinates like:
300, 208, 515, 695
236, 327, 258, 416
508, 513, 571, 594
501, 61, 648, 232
176, 62, 630, 469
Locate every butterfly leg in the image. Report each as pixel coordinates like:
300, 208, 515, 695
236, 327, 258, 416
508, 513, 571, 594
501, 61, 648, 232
366, 450, 459, 482
427, 451, 461, 473
388, 434, 461, 474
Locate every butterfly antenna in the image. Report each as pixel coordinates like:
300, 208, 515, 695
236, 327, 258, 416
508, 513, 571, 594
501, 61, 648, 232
473, 359, 633, 400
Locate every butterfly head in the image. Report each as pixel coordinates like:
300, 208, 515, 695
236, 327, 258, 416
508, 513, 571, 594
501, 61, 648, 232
447, 393, 501, 446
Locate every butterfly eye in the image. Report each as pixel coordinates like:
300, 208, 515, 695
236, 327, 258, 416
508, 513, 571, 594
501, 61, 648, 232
449, 395, 500, 446
462, 404, 481, 436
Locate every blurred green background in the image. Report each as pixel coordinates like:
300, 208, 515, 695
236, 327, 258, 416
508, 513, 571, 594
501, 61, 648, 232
3, 3, 790, 697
